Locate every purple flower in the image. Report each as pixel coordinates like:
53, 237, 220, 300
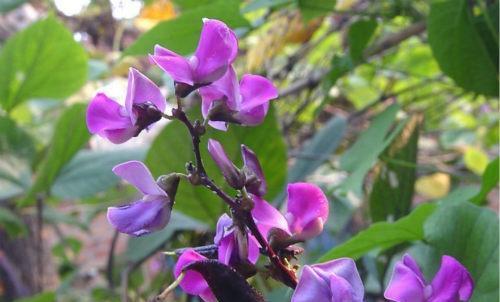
207, 139, 244, 189
150, 19, 238, 90
291, 258, 364, 302
384, 254, 473, 302
175, 249, 216, 302
86, 68, 166, 144
107, 161, 171, 236
214, 214, 260, 266
241, 144, 266, 196
199, 66, 278, 130
251, 183, 329, 241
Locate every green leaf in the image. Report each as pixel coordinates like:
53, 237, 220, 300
124, 0, 249, 56
21, 104, 90, 206
0, 0, 26, 12
470, 157, 499, 205
288, 116, 346, 182
14, 292, 55, 302
347, 18, 377, 63
369, 114, 421, 221
297, 0, 336, 21
463, 147, 489, 175
318, 203, 436, 262
0, 116, 34, 199
51, 148, 147, 199
424, 202, 499, 301
324, 54, 354, 89
0, 17, 88, 112
0, 207, 27, 237
339, 103, 405, 195
126, 211, 209, 262
428, 0, 498, 96
242, 0, 293, 13
146, 105, 287, 224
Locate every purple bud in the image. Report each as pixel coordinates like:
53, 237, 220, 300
207, 139, 245, 189
241, 145, 267, 196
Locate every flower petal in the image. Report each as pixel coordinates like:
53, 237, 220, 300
200, 66, 240, 110
251, 195, 289, 238
311, 258, 364, 302
236, 103, 269, 126
175, 249, 215, 302
112, 161, 166, 196
384, 254, 426, 302
194, 19, 238, 84
86, 93, 133, 134
214, 213, 234, 245
239, 74, 278, 111
207, 139, 243, 189
150, 44, 194, 85
107, 198, 169, 236
291, 265, 333, 302
429, 255, 473, 302
103, 127, 138, 144
285, 183, 329, 240
241, 144, 267, 196
125, 68, 166, 123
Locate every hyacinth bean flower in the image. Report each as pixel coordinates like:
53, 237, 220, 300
199, 66, 278, 130
214, 214, 260, 266
241, 144, 267, 196
385, 254, 473, 302
251, 183, 329, 242
207, 139, 245, 189
150, 18, 238, 95
174, 249, 216, 302
86, 68, 166, 144
107, 161, 171, 236
291, 258, 364, 302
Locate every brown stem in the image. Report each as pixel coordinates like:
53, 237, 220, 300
171, 106, 298, 288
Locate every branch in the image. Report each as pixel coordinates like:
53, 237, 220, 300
106, 230, 120, 290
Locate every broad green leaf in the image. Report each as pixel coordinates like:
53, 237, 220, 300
348, 18, 377, 63
126, 211, 209, 262
339, 103, 405, 195
323, 54, 354, 89
424, 202, 499, 301
0, 207, 27, 236
0, 116, 34, 199
0, 17, 87, 112
369, 114, 421, 221
463, 147, 489, 175
428, 0, 498, 96
297, 0, 336, 21
288, 116, 346, 182
21, 104, 90, 206
470, 157, 499, 205
125, 0, 249, 56
318, 203, 436, 262
242, 0, 293, 13
146, 105, 287, 223
0, 0, 26, 12
51, 148, 147, 199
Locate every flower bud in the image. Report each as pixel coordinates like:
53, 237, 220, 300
157, 173, 181, 202
207, 139, 245, 189
241, 145, 267, 196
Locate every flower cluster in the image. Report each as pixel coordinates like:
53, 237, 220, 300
85, 18, 474, 302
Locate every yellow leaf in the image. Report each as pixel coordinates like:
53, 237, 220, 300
415, 173, 450, 199
135, 0, 176, 31
464, 147, 489, 175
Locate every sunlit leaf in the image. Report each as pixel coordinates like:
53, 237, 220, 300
470, 157, 499, 205
463, 147, 489, 175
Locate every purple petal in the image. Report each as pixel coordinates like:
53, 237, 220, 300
107, 198, 170, 236
429, 255, 473, 302
285, 183, 329, 240
239, 74, 278, 111
217, 234, 235, 265
241, 145, 267, 196
200, 66, 240, 110
207, 139, 243, 188
236, 102, 269, 126
214, 213, 234, 245
384, 254, 426, 302
251, 195, 290, 238
310, 258, 364, 302
291, 265, 332, 302
193, 19, 238, 84
86, 93, 135, 143
150, 44, 194, 85
175, 249, 216, 302
247, 234, 261, 264
125, 68, 166, 124
112, 161, 167, 197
